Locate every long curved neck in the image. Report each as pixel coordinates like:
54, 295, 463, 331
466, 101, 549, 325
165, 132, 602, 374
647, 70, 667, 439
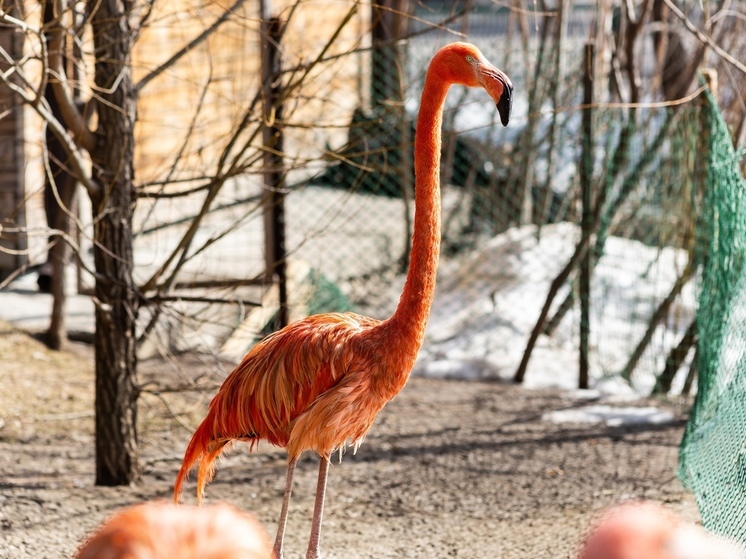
386, 72, 449, 356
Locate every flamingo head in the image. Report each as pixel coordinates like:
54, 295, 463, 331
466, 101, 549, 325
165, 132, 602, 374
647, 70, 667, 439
432, 42, 513, 126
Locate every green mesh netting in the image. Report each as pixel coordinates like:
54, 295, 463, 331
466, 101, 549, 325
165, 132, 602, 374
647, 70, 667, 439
679, 91, 746, 544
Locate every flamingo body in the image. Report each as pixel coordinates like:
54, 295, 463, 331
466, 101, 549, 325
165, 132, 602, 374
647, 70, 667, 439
176, 312, 398, 498
75, 502, 271, 559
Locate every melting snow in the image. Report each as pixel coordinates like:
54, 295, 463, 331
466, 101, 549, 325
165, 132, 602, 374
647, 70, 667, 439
542, 405, 675, 427
409, 222, 694, 426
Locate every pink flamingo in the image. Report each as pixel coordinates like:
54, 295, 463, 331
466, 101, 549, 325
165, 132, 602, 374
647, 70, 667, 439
174, 42, 512, 559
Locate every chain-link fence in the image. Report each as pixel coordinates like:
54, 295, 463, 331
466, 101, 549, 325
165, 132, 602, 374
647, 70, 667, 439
2, 1, 735, 402
102, 2, 711, 400
2, 0, 745, 547
129, 4, 745, 544
251, 5, 705, 400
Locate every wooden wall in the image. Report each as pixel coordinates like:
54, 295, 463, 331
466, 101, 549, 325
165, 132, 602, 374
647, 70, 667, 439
5, 0, 370, 270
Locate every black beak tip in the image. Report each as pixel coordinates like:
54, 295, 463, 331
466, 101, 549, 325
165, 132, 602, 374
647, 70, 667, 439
496, 92, 512, 127
496, 84, 513, 126
497, 104, 510, 127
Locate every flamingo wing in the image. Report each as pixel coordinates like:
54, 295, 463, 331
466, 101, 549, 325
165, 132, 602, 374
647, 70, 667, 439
217, 311, 382, 446
175, 312, 381, 502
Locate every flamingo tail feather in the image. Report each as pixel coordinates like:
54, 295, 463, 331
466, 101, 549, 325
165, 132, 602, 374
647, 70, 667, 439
173, 413, 231, 505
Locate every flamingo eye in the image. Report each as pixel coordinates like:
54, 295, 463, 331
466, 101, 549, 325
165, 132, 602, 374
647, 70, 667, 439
466, 55, 475, 63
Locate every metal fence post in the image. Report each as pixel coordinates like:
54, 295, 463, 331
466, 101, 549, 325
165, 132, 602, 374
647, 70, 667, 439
579, 42, 594, 389
260, 2, 288, 328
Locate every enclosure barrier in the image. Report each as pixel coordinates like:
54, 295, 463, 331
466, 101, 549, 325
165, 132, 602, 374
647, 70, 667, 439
679, 90, 746, 545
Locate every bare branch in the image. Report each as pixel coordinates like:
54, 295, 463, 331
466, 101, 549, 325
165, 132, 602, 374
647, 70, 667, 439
283, 2, 360, 95
622, 0, 652, 103
146, 295, 262, 306
138, 389, 195, 432
662, 0, 746, 76
0, 65, 100, 198
140, 175, 231, 292
135, 0, 249, 93
48, 0, 96, 151
0, 7, 35, 33
137, 157, 264, 200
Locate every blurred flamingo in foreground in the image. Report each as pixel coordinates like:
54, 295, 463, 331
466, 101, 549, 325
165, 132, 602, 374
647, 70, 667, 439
173, 41, 512, 559
75, 501, 271, 559
579, 501, 745, 559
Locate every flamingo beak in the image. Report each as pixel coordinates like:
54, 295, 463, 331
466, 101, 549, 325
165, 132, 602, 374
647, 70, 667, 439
478, 63, 513, 127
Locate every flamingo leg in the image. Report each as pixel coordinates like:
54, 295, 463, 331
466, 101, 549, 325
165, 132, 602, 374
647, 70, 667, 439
305, 454, 331, 559
272, 457, 297, 559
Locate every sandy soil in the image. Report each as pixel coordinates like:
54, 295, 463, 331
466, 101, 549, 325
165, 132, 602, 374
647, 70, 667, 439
0, 321, 698, 559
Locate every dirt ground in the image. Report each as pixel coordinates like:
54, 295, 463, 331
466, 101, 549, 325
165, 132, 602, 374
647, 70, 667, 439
0, 320, 699, 559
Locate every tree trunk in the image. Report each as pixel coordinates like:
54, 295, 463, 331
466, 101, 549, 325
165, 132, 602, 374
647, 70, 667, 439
45, 174, 77, 351
42, 0, 82, 350
88, 0, 140, 486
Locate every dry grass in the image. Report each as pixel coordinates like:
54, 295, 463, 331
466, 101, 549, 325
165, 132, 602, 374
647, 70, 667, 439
0, 321, 94, 441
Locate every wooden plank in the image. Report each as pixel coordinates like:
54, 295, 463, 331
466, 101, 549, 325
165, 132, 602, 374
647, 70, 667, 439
0, 249, 16, 269
0, 3, 27, 276
0, 190, 18, 208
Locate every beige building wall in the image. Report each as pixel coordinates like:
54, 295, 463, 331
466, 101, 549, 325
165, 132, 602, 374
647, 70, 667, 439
134, 0, 370, 188
13, 0, 370, 266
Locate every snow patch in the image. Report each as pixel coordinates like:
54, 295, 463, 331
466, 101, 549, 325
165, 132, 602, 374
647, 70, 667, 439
542, 405, 675, 427
409, 222, 694, 426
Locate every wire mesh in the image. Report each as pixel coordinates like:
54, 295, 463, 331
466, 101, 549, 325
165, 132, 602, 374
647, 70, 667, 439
129, 2, 746, 545
114, 2, 710, 395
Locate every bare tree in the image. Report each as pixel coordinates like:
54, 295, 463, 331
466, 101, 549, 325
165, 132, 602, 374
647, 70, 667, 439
0, 0, 370, 485
0, 0, 143, 483
40, 0, 83, 350
2, 0, 742, 483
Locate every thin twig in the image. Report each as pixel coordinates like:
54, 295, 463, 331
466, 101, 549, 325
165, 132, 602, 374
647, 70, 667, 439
49, 0, 96, 150
662, 0, 746, 76
136, 0, 250, 92
35, 411, 95, 421
146, 294, 262, 306
141, 390, 197, 433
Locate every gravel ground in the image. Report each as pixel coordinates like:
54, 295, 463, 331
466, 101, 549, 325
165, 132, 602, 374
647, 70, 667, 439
0, 321, 698, 559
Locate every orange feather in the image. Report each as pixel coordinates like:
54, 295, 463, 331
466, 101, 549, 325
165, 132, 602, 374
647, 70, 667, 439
174, 312, 390, 501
